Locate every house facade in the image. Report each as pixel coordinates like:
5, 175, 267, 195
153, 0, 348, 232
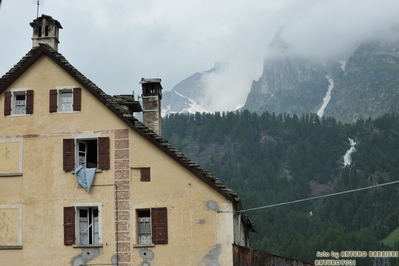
0, 15, 254, 266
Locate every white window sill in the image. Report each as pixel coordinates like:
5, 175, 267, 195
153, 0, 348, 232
73, 244, 103, 248
133, 243, 155, 248
52, 111, 79, 114
5, 114, 31, 117
0, 173, 23, 177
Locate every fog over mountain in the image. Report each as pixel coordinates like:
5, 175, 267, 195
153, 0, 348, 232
192, 0, 399, 113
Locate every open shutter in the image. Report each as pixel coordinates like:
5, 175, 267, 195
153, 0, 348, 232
64, 206, 75, 245
26, 90, 34, 114
98, 137, 110, 170
49, 89, 58, 112
63, 139, 75, 171
152, 207, 168, 244
73, 88, 81, 111
141, 168, 150, 182
4, 91, 12, 116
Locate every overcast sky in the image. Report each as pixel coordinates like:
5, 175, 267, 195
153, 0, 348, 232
1, 0, 399, 112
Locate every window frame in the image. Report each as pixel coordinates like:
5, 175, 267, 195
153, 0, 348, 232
49, 87, 81, 113
4, 88, 34, 116
134, 207, 168, 247
63, 137, 110, 171
63, 203, 103, 247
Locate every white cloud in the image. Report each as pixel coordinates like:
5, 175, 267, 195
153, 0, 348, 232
1, 0, 399, 112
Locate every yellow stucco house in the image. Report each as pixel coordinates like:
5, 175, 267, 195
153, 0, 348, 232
0, 15, 255, 266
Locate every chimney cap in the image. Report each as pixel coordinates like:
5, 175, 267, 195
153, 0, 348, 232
30, 14, 63, 29
140, 78, 162, 84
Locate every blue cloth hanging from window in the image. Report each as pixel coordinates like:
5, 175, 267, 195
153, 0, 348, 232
75, 165, 96, 192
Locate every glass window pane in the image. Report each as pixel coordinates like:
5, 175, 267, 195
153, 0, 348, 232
60, 92, 73, 111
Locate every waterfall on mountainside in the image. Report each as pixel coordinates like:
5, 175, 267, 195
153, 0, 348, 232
343, 138, 356, 166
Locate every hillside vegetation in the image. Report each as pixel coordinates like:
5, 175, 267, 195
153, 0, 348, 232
163, 111, 399, 265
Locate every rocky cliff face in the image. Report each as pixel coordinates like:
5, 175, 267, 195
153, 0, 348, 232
243, 57, 343, 116
323, 41, 399, 122
243, 39, 399, 123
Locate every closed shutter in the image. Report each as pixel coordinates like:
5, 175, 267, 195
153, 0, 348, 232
73, 88, 81, 111
49, 89, 58, 112
141, 168, 150, 182
63, 139, 75, 171
152, 207, 168, 244
4, 91, 12, 116
64, 206, 75, 245
98, 137, 110, 170
26, 90, 34, 114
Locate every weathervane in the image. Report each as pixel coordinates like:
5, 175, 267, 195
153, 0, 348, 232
36, 0, 40, 18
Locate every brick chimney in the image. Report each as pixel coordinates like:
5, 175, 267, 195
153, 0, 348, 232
30, 14, 62, 51
140, 78, 163, 135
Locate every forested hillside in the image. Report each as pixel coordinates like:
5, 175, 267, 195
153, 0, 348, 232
163, 111, 399, 265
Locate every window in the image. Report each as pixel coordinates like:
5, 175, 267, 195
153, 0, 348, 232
49, 87, 81, 113
140, 168, 150, 182
137, 210, 151, 245
63, 137, 110, 171
4, 90, 34, 116
63, 205, 102, 246
136, 207, 168, 246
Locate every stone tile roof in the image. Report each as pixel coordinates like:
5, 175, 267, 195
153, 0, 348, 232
0, 44, 255, 231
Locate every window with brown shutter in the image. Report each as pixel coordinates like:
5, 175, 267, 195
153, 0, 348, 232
63, 139, 75, 171
64, 206, 75, 245
73, 88, 81, 111
64, 205, 102, 246
98, 137, 110, 170
140, 168, 150, 182
49, 89, 58, 112
63, 137, 109, 171
26, 90, 34, 114
152, 207, 168, 244
4, 91, 11, 116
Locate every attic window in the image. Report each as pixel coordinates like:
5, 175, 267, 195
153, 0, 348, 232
45, 26, 49, 36
50, 88, 81, 113
4, 89, 34, 116
37, 27, 42, 37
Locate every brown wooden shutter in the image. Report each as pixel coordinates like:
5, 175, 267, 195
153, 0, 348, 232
63, 139, 75, 171
49, 89, 58, 113
63, 206, 75, 245
141, 168, 150, 182
152, 207, 168, 244
4, 91, 12, 116
26, 90, 34, 114
98, 137, 110, 170
73, 88, 81, 111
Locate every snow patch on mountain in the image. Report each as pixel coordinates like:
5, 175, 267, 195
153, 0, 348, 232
317, 75, 334, 118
